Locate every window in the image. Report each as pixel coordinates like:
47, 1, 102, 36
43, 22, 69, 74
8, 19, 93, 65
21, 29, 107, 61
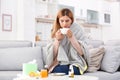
87, 10, 99, 24
104, 13, 110, 23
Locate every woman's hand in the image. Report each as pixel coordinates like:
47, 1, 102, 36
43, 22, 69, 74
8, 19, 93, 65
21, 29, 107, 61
66, 29, 73, 38
55, 30, 64, 41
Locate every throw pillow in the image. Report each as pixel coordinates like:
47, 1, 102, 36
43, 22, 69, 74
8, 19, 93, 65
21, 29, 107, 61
105, 40, 120, 46
101, 46, 120, 73
87, 46, 105, 72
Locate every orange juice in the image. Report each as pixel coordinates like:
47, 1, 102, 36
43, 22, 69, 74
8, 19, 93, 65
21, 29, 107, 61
40, 69, 48, 78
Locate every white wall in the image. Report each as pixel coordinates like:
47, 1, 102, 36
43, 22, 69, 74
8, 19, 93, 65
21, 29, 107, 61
102, 2, 120, 42
17, 0, 24, 40
0, 0, 17, 40
24, 0, 35, 42
17, 0, 36, 42
0, 0, 36, 42
58, 0, 102, 18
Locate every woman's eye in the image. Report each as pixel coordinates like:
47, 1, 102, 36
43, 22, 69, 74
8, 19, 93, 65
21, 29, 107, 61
66, 20, 69, 22
60, 20, 64, 23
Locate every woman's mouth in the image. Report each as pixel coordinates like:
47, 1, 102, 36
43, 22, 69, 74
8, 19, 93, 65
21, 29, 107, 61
64, 26, 70, 28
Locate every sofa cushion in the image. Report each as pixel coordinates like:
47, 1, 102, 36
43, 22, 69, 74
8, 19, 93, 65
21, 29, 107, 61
0, 47, 43, 71
0, 71, 22, 80
87, 46, 105, 72
101, 46, 120, 73
105, 40, 120, 70
84, 71, 120, 80
0, 40, 32, 48
105, 40, 120, 46
86, 40, 104, 48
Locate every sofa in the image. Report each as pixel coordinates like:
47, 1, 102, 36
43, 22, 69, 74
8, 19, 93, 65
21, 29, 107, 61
0, 40, 119, 80
0, 40, 44, 80
83, 40, 120, 80
35, 40, 120, 80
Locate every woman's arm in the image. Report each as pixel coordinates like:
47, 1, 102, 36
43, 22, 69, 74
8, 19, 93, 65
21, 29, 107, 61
69, 35, 83, 56
53, 39, 60, 59
47, 39, 60, 73
48, 30, 64, 73
53, 30, 64, 59
66, 30, 83, 56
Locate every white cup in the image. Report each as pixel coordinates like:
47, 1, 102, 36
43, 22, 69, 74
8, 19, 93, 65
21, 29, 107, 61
60, 28, 69, 34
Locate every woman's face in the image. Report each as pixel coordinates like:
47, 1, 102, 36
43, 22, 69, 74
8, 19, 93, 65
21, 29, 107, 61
59, 16, 72, 28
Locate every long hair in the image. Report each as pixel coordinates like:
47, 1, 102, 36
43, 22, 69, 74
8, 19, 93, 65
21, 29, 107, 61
51, 8, 74, 38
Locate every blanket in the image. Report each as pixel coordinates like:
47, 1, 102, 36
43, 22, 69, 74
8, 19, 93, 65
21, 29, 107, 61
45, 23, 89, 74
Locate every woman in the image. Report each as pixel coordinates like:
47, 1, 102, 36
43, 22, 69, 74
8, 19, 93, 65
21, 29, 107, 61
45, 8, 89, 75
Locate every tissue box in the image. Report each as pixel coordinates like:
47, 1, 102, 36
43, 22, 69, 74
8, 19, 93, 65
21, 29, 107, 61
23, 63, 37, 75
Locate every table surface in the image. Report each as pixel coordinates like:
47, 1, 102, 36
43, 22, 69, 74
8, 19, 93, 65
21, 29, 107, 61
13, 74, 99, 80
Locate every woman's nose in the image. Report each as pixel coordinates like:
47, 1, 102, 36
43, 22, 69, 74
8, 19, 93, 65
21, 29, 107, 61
63, 22, 67, 26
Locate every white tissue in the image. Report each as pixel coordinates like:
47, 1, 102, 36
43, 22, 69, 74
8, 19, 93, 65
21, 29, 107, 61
28, 59, 37, 64
44, 65, 48, 69
60, 28, 69, 34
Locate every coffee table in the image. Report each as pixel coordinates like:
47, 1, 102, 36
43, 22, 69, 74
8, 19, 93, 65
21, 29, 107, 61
13, 74, 99, 80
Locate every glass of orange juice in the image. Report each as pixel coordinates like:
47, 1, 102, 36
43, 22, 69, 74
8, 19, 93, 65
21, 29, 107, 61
40, 69, 48, 78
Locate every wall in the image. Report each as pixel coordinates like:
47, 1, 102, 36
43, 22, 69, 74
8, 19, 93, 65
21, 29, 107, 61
0, 0, 17, 40
23, 0, 35, 42
17, 0, 24, 40
102, 2, 120, 42
17, 0, 35, 42
58, 0, 102, 18
0, 0, 36, 42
